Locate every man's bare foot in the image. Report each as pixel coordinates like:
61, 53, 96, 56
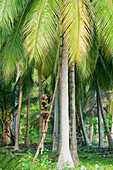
42, 129, 47, 133
37, 115, 40, 118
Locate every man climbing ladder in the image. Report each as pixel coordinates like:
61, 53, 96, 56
41, 94, 53, 132
33, 62, 61, 162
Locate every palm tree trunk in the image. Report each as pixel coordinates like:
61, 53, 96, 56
7, 120, 11, 143
25, 92, 30, 147
111, 112, 113, 139
2, 92, 7, 146
57, 78, 61, 155
96, 79, 105, 148
89, 121, 93, 142
79, 102, 92, 146
52, 85, 59, 152
70, 63, 79, 165
14, 83, 23, 150
14, 68, 19, 140
57, 37, 74, 169
110, 102, 113, 139
39, 75, 43, 141
97, 80, 113, 147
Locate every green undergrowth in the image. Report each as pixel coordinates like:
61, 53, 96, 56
0, 147, 113, 169
78, 152, 113, 170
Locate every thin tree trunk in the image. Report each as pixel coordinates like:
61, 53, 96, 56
39, 75, 43, 141
57, 78, 61, 155
96, 80, 105, 147
57, 37, 74, 169
14, 68, 19, 141
97, 81, 113, 147
52, 85, 59, 152
14, 83, 23, 150
2, 92, 7, 146
25, 92, 30, 147
7, 120, 11, 143
79, 102, 92, 146
110, 102, 113, 139
89, 121, 93, 142
70, 63, 79, 165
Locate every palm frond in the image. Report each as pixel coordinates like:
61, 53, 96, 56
3, 26, 25, 80
0, 0, 27, 27
1, 0, 29, 81
93, 0, 113, 55
23, 0, 60, 66
61, 0, 95, 77
42, 34, 60, 78
0, 154, 23, 170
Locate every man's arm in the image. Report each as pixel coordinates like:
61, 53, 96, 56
45, 101, 53, 108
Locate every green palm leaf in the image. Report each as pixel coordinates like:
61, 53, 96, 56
23, 0, 60, 65
61, 0, 96, 77
93, 0, 113, 54
0, 0, 27, 27
1, 0, 29, 80
0, 154, 23, 170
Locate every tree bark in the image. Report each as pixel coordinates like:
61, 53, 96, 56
79, 102, 92, 146
52, 85, 59, 152
89, 121, 93, 142
2, 91, 7, 146
39, 75, 43, 141
96, 80, 105, 148
14, 83, 23, 150
57, 77, 61, 155
25, 92, 30, 147
7, 120, 11, 143
110, 102, 113, 139
13, 68, 19, 141
97, 80, 113, 147
57, 37, 74, 169
70, 63, 79, 165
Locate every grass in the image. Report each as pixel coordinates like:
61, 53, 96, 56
78, 147, 113, 170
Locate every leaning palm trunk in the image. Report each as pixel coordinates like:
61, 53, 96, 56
25, 92, 30, 147
96, 80, 105, 148
97, 83, 113, 147
52, 85, 59, 152
57, 37, 74, 169
14, 83, 23, 150
79, 102, 92, 146
70, 63, 79, 165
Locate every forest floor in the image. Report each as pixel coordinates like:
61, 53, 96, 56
0, 144, 113, 170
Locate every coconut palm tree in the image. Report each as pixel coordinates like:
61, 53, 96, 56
1, 0, 113, 167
